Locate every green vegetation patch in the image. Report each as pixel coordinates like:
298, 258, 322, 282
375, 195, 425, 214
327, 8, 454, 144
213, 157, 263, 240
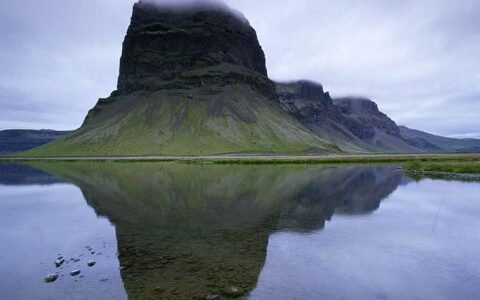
404, 159, 480, 174
3, 154, 480, 166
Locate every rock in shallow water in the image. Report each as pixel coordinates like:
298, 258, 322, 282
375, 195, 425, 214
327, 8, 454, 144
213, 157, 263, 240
87, 260, 96, 267
223, 286, 244, 297
44, 274, 58, 283
70, 270, 81, 276
55, 258, 65, 268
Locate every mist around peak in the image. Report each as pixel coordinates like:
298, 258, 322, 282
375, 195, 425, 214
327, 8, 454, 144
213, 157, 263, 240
137, 0, 247, 22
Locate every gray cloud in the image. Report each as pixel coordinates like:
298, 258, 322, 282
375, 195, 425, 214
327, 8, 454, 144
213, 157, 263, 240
0, 0, 479, 138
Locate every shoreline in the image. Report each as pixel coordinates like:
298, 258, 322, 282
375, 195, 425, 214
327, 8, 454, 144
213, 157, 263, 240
400, 169, 480, 181
1, 153, 479, 164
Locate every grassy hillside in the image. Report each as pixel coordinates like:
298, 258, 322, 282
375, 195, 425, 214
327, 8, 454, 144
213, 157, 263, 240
24, 86, 341, 156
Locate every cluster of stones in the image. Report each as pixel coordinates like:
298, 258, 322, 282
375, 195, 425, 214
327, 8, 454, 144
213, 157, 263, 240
44, 246, 98, 284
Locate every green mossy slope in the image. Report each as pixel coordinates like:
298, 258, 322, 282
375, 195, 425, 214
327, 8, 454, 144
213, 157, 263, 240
25, 86, 341, 156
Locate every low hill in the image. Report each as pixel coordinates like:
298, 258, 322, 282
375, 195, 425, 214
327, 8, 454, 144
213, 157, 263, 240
400, 126, 480, 153
0, 129, 70, 155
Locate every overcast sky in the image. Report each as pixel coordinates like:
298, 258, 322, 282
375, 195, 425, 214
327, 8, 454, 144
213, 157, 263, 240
1, 0, 479, 138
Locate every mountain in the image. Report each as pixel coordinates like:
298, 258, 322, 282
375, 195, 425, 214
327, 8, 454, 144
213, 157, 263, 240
0, 129, 71, 155
276, 81, 419, 152
16, 1, 479, 156
25, 0, 337, 156
400, 126, 480, 153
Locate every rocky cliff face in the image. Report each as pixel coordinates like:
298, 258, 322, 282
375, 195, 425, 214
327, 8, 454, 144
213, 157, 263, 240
276, 81, 419, 152
331, 97, 419, 151
116, 0, 274, 97
277, 80, 337, 125
333, 97, 401, 140
276, 81, 364, 152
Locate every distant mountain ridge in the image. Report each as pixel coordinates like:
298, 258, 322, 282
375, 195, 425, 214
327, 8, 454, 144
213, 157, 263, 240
0, 130, 70, 155
399, 126, 480, 153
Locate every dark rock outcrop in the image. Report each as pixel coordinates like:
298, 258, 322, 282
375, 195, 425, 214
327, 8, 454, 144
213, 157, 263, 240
276, 81, 365, 152
333, 97, 401, 140
276, 81, 420, 152
277, 80, 337, 125
116, 0, 273, 97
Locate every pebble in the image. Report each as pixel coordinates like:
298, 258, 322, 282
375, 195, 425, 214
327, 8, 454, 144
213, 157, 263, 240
55, 259, 65, 268
70, 270, 81, 276
44, 274, 58, 283
87, 260, 96, 267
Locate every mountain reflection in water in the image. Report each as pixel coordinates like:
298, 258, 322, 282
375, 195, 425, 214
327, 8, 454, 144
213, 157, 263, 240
28, 162, 402, 299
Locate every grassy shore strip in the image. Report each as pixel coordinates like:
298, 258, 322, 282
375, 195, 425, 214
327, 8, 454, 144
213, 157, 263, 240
402, 169, 480, 181
403, 160, 480, 174
0, 153, 479, 164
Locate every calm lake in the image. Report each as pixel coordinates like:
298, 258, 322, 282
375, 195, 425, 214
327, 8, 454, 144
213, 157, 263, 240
0, 162, 479, 300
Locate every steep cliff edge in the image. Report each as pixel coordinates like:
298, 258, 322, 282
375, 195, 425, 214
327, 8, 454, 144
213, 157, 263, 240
276, 81, 420, 152
332, 97, 419, 152
276, 81, 366, 152
115, 0, 271, 96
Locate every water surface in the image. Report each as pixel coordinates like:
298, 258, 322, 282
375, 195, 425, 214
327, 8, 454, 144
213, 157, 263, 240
0, 162, 479, 300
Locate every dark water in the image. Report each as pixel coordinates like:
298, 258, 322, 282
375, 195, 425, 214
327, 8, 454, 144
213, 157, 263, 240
0, 162, 479, 300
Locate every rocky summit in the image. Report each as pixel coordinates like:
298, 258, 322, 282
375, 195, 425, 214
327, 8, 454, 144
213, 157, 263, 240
116, 0, 270, 95
28, 0, 336, 156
